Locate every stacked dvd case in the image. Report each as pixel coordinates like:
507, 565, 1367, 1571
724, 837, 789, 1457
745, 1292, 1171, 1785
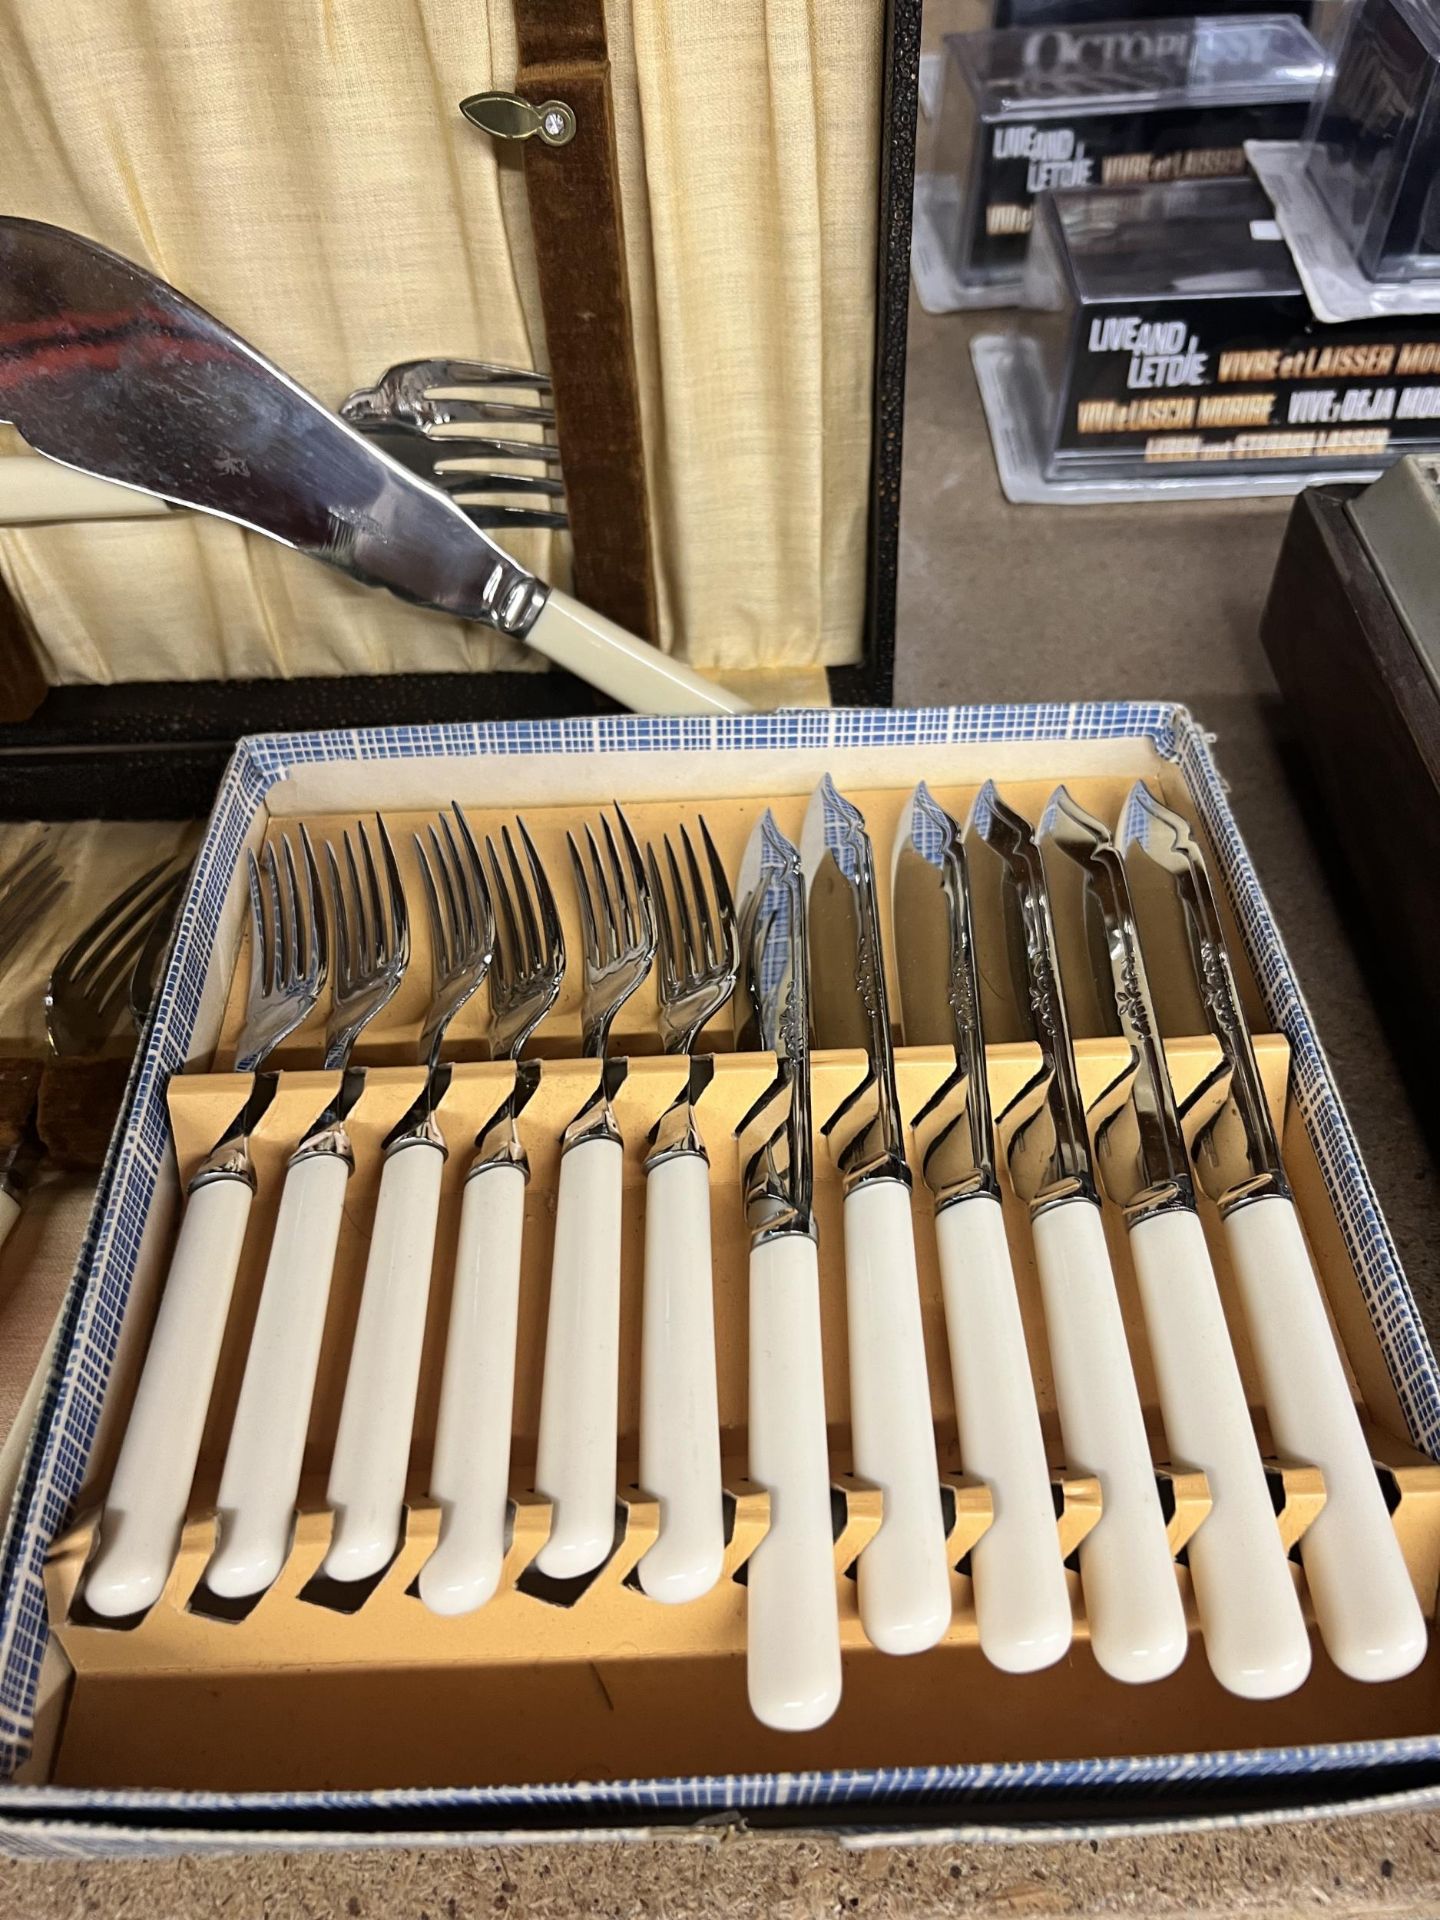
979, 176, 1440, 495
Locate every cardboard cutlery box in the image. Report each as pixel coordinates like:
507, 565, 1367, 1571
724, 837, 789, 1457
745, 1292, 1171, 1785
0, 0, 920, 817
2, 700, 1440, 1854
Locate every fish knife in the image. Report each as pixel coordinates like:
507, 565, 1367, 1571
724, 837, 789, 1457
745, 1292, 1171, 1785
0, 217, 746, 719
1120, 783, 1426, 1683
801, 776, 951, 1657
893, 782, 1073, 1674
735, 811, 841, 1730
1039, 786, 1311, 1699
964, 780, 1188, 1684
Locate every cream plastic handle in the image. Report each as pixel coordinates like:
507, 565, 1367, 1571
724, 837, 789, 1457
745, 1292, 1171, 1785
637, 1151, 725, 1604
843, 1178, 951, 1654
1032, 1198, 1188, 1683
527, 588, 751, 717
747, 1230, 842, 1731
85, 1176, 253, 1618
323, 1140, 445, 1584
0, 456, 172, 524
1129, 1208, 1311, 1698
207, 1152, 350, 1599
534, 1134, 624, 1579
936, 1193, 1072, 1673
1224, 1194, 1427, 1681
0, 1190, 19, 1254
420, 1161, 527, 1615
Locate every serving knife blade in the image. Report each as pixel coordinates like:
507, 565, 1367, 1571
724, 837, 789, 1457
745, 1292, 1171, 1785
734, 811, 840, 1731
0, 217, 746, 717
800, 777, 950, 1658
893, 784, 1072, 1674
1039, 787, 1310, 1700
1120, 783, 1425, 1683
964, 780, 1187, 1685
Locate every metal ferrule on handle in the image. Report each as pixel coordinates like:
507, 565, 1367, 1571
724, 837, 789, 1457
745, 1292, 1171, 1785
1127, 1204, 1312, 1698
1222, 1192, 1427, 1682
322, 1125, 448, 1585
84, 1167, 256, 1618
1031, 1195, 1189, 1684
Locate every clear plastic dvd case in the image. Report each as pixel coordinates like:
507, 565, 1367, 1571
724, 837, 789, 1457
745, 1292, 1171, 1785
927, 13, 1325, 303
1303, 0, 1440, 284
977, 176, 1440, 499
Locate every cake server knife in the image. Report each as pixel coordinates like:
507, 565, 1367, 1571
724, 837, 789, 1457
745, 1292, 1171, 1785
0, 217, 747, 719
893, 782, 1073, 1674
735, 810, 841, 1730
800, 776, 951, 1656
1120, 783, 1426, 1683
1038, 786, 1311, 1699
964, 781, 1188, 1684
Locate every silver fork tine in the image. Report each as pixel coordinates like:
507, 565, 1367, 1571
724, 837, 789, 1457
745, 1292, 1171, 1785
520, 819, 562, 970
646, 846, 679, 1000
601, 815, 635, 952
282, 834, 304, 985
487, 836, 522, 975
416, 828, 452, 976
501, 825, 538, 973
616, 807, 654, 949
435, 436, 563, 467
680, 825, 716, 969
0, 855, 64, 958
568, 832, 603, 971
63, 859, 179, 975
360, 823, 388, 970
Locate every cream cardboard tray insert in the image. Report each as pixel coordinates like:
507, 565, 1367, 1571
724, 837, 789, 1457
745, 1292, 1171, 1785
24, 724, 1440, 1801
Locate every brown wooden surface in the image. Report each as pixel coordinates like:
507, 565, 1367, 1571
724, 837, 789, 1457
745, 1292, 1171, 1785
1260, 489, 1440, 1072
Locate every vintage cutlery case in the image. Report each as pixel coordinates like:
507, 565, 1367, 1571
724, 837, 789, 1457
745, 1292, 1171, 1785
0, 0, 920, 814
2, 702, 1440, 1851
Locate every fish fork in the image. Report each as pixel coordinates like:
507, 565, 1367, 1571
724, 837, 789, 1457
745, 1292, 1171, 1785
532, 808, 655, 1580
85, 829, 327, 1618
636, 821, 737, 1604
341, 359, 568, 533
322, 808, 494, 1584
45, 857, 187, 1058
206, 819, 408, 1599
0, 841, 66, 964
421, 820, 565, 1615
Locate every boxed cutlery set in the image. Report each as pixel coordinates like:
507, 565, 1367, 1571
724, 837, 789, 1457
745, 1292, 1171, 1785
0, 703, 1438, 1846
0, 0, 916, 815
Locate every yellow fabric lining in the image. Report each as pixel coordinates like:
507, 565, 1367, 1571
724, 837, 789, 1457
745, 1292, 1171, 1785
0, 1, 878, 681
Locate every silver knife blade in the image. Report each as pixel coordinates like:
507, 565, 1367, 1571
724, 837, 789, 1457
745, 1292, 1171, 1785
734, 811, 814, 1240
1038, 787, 1194, 1223
892, 782, 998, 1205
0, 217, 547, 639
962, 781, 1095, 1210
1117, 784, 1288, 1211
800, 777, 907, 1189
